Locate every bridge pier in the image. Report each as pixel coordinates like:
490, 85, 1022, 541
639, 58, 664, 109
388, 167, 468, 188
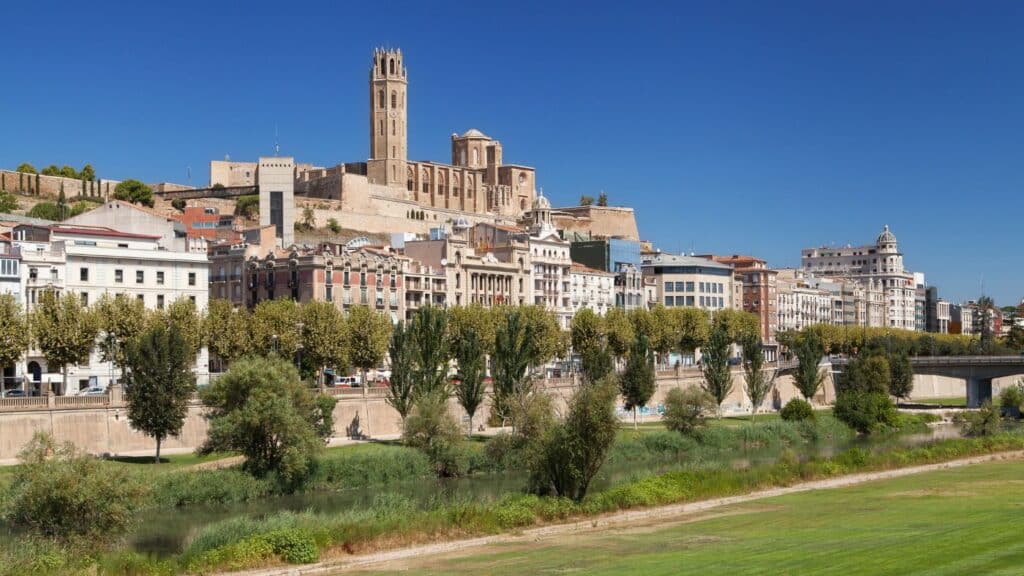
967, 378, 993, 408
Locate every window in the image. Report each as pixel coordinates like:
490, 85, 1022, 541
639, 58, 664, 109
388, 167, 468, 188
343, 269, 350, 285
137, 294, 144, 303
378, 90, 385, 108
156, 271, 164, 284
665, 282, 674, 292
686, 281, 694, 292
665, 296, 674, 306
675, 281, 684, 292
189, 296, 196, 304
136, 270, 144, 284
326, 286, 333, 301
188, 272, 196, 286
360, 271, 366, 286
157, 295, 164, 309
686, 296, 695, 306
391, 91, 397, 108
80, 292, 88, 306
80, 268, 89, 282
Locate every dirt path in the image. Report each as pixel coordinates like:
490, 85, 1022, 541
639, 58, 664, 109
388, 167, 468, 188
231, 450, 1024, 576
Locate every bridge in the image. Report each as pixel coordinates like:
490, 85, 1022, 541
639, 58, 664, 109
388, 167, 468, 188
830, 356, 1024, 407
156, 185, 258, 200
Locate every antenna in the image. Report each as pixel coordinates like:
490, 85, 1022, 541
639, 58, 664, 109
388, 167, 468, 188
274, 124, 280, 156
186, 166, 192, 185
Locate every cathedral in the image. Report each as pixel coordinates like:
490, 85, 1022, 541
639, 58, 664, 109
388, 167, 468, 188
210, 48, 538, 229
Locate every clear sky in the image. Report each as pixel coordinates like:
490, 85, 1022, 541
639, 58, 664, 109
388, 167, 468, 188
3, 1, 1022, 305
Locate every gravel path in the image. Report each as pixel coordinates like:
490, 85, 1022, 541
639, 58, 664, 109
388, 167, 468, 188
230, 449, 1024, 576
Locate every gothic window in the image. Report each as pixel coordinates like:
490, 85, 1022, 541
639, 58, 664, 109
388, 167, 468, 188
379, 120, 383, 135
378, 90, 385, 109
389, 59, 395, 74
391, 91, 397, 108
407, 167, 415, 191
472, 148, 479, 165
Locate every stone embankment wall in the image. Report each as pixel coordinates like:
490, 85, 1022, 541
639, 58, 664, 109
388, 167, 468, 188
0, 169, 119, 199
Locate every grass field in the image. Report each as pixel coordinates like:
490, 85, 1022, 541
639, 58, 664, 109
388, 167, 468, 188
912, 396, 969, 406
355, 458, 1024, 576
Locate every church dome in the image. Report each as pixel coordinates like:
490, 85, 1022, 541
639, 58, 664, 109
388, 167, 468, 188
460, 128, 489, 139
533, 193, 551, 210
877, 225, 897, 245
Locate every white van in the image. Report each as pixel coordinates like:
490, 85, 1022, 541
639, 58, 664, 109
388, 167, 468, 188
336, 376, 362, 387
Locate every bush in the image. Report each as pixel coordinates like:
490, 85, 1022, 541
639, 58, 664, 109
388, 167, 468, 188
27, 201, 61, 221
834, 391, 898, 434
999, 382, 1024, 418
959, 402, 1004, 437
235, 194, 259, 219
327, 218, 342, 234
780, 398, 815, 422
113, 179, 154, 207
4, 432, 146, 543
0, 190, 19, 213
403, 392, 467, 477
171, 198, 187, 211
663, 387, 716, 435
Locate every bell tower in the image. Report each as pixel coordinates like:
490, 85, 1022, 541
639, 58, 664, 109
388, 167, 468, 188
367, 48, 408, 188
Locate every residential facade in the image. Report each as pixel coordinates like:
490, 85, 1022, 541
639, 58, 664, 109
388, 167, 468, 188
701, 255, 779, 344
569, 263, 615, 316
641, 253, 739, 312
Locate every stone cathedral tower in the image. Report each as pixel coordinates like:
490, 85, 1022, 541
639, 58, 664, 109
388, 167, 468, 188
367, 48, 408, 190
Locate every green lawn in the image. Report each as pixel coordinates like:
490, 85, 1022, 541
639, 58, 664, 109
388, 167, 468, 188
355, 459, 1024, 576
913, 396, 968, 406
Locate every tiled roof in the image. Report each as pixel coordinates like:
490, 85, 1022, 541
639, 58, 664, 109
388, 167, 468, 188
50, 225, 161, 240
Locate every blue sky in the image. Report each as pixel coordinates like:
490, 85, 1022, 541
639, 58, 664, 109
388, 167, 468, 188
2, 1, 1022, 305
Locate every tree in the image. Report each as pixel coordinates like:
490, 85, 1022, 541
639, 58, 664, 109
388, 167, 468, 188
59, 165, 78, 179
345, 305, 391, 386
447, 303, 498, 355
741, 335, 774, 420
0, 190, 19, 213
528, 377, 618, 502
16, 163, 37, 174
300, 206, 316, 230
251, 299, 303, 359
571, 308, 610, 381
792, 330, 826, 401
512, 305, 566, 368
31, 291, 98, 393
454, 329, 487, 436
6, 432, 144, 543
171, 198, 187, 212
1005, 323, 1024, 351
579, 194, 594, 206
57, 189, 68, 220
123, 323, 196, 462
835, 354, 896, 434
235, 194, 259, 219
597, 191, 608, 206
492, 308, 537, 428
159, 296, 203, 357
675, 307, 711, 358
41, 164, 61, 176
80, 164, 96, 181
844, 354, 891, 395
620, 334, 656, 428
0, 295, 29, 386
27, 201, 61, 221
663, 387, 716, 435
649, 305, 678, 364
95, 293, 148, 384
301, 300, 347, 385
604, 307, 635, 360
113, 179, 154, 207
199, 356, 335, 484
327, 218, 342, 234
386, 321, 416, 426
713, 309, 760, 345
402, 389, 465, 477
701, 325, 733, 417
888, 352, 914, 404
204, 299, 251, 370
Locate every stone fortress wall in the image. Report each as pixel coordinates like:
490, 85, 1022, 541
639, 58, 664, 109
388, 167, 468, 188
0, 169, 119, 199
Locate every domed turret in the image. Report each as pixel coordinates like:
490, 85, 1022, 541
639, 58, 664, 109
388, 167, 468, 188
533, 193, 551, 210
877, 225, 897, 245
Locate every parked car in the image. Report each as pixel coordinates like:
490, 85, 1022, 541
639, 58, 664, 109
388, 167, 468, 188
335, 376, 361, 387
81, 387, 106, 396
4, 389, 26, 398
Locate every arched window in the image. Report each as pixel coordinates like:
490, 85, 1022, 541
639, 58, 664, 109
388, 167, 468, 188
392, 120, 396, 135
389, 59, 395, 74
380, 57, 386, 73
391, 91, 397, 109
472, 148, 479, 165
378, 90, 385, 109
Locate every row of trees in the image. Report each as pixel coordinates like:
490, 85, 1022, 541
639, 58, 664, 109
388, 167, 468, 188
779, 320, 1021, 359
17, 162, 96, 181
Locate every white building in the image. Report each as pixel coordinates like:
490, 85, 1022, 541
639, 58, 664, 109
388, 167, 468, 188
801, 225, 917, 330
776, 269, 832, 332
570, 263, 615, 316
526, 194, 573, 329
64, 200, 206, 253
11, 224, 210, 395
641, 252, 739, 312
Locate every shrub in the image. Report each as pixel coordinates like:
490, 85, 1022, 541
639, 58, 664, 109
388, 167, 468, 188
171, 198, 187, 211
959, 402, 1004, 437
113, 179, 154, 207
4, 432, 146, 543
999, 382, 1024, 418
0, 190, 18, 213
834, 391, 898, 434
403, 392, 467, 477
663, 386, 716, 435
327, 218, 342, 233
27, 201, 61, 221
780, 398, 815, 422
235, 194, 259, 218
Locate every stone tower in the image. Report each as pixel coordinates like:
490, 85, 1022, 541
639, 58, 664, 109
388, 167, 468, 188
367, 48, 408, 190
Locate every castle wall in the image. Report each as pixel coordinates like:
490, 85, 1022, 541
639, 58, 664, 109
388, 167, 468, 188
0, 170, 117, 199
553, 206, 640, 241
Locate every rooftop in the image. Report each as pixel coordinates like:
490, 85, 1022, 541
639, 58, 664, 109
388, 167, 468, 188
642, 252, 734, 270
50, 225, 161, 241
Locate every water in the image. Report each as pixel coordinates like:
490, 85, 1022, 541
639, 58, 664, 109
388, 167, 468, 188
125, 423, 961, 557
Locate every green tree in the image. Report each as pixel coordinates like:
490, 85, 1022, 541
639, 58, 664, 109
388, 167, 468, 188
59, 165, 78, 179
6, 432, 144, 543
977, 295, 996, 351
199, 356, 335, 484
620, 333, 656, 428
604, 306, 635, 360
570, 307, 605, 358
31, 291, 98, 393
649, 305, 678, 364
888, 352, 914, 404
113, 179, 154, 207
675, 307, 711, 358
235, 194, 259, 219
300, 206, 316, 230
1005, 323, 1024, 351
123, 323, 196, 462
41, 164, 60, 176
0, 295, 29, 386
741, 335, 774, 420
836, 354, 896, 434
203, 299, 252, 370
597, 191, 608, 206
251, 299, 303, 358
158, 296, 203, 357
386, 321, 416, 426
327, 217, 342, 234
345, 305, 391, 386
513, 304, 566, 367
701, 325, 733, 417
713, 309, 760, 345
793, 329, 826, 400
95, 293, 148, 384
844, 354, 891, 395
402, 389, 465, 477
408, 305, 450, 397
454, 329, 487, 436
579, 194, 594, 206
580, 341, 614, 384
300, 300, 347, 385
16, 162, 37, 174
0, 190, 19, 213
57, 189, 68, 220
528, 377, 618, 501
447, 303, 498, 354
171, 198, 186, 212
27, 201, 61, 221
663, 386, 716, 435
80, 163, 96, 181
492, 308, 537, 428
